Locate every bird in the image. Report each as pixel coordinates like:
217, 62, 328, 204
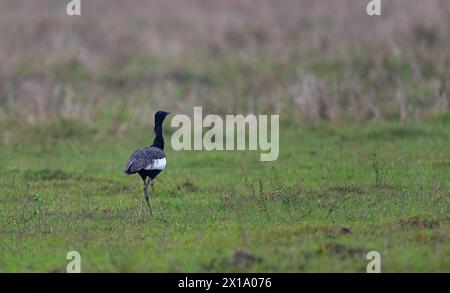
124, 110, 170, 217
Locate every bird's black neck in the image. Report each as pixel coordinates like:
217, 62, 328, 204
152, 125, 164, 150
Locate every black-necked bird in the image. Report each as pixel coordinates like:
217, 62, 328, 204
124, 110, 170, 217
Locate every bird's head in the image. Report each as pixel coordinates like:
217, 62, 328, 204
154, 110, 171, 124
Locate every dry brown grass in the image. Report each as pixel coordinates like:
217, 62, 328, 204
0, 0, 448, 125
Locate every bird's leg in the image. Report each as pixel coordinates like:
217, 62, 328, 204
139, 178, 147, 219
144, 178, 153, 216
150, 180, 156, 198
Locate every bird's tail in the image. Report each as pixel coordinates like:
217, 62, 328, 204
123, 161, 134, 175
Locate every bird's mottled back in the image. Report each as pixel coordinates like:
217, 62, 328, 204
124, 146, 166, 175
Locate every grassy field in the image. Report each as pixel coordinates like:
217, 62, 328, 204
0, 0, 449, 273
0, 118, 449, 272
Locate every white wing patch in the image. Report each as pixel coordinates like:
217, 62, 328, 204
145, 157, 167, 170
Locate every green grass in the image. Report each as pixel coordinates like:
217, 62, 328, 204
0, 120, 449, 272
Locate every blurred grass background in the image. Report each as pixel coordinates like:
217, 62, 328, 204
0, 0, 448, 135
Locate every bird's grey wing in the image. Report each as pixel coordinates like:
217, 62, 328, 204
124, 149, 146, 174
146, 146, 166, 160
124, 147, 165, 174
